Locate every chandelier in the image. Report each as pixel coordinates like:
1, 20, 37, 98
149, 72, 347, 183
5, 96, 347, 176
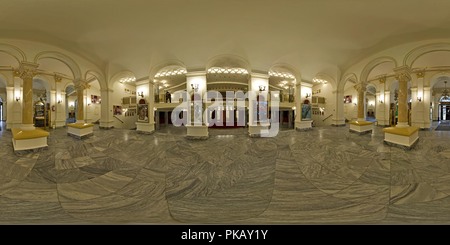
443, 81, 450, 100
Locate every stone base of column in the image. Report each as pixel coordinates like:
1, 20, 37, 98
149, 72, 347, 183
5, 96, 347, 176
295, 120, 313, 131
248, 123, 271, 137
6, 122, 21, 130
136, 122, 155, 135
412, 121, 431, 129
99, 120, 115, 129
186, 125, 208, 140
383, 126, 419, 150
55, 120, 66, 128
349, 120, 373, 135
67, 123, 94, 139
331, 118, 346, 127
21, 124, 36, 131
396, 122, 409, 128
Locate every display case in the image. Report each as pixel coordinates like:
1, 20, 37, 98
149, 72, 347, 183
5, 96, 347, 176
34, 101, 50, 129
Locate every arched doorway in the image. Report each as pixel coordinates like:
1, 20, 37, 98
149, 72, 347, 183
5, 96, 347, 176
206, 67, 249, 129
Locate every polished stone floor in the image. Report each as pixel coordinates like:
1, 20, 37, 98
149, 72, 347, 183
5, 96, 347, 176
1, 122, 450, 224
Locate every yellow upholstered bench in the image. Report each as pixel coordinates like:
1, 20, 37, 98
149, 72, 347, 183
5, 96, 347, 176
12, 128, 49, 140
383, 126, 419, 149
349, 120, 373, 134
383, 126, 419, 136
67, 123, 94, 129
11, 128, 49, 151
349, 121, 373, 126
67, 123, 94, 139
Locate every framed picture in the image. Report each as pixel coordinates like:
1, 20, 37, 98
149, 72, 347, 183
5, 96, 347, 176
344, 95, 352, 104
137, 104, 149, 122
91, 95, 101, 104
113, 105, 122, 116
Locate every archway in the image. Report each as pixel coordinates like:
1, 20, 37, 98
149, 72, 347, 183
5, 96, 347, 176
268, 65, 299, 129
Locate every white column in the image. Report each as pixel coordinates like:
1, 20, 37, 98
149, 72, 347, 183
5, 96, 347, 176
423, 86, 431, 128
433, 93, 439, 121
50, 90, 56, 127
384, 90, 391, 126
248, 73, 269, 136
5, 86, 14, 129
294, 82, 301, 123
186, 71, 208, 139
135, 80, 155, 134
332, 89, 345, 126
99, 88, 114, 129
56, 91, 66, 127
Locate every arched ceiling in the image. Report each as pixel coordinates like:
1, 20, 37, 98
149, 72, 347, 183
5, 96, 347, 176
2, 0, 450, 80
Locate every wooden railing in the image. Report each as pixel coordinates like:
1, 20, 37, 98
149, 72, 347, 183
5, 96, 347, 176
113, 115, 124, 123
323, 114, 333, 122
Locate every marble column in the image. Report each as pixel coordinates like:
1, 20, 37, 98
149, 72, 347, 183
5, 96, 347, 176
50, 90, 56, 127
294, 82, 301, 123
376, 76, 386, 125
394, 67, 411, 128
74, 79, 87, 123
355, 83, 366, 121
18, 62, 39, 130
185, 71, 208, 139
6, 86, 14, 129
100, 88, 114, 129
423, 86, 431, 127
332, 89, 345, 126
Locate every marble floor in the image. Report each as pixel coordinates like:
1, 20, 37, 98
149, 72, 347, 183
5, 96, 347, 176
1, 122, 450, 224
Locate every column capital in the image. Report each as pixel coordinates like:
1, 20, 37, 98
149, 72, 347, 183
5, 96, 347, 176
17, 62, 39, 80
354, 83, 366, 92
54, 74, 63, 83
416, 71, 425, 78
74, 79, 89, 90
394, 66, 412, 82
376, 75, 386, 83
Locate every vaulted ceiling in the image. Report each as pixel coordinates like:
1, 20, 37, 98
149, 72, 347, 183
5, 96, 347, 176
2, 0, 450, 81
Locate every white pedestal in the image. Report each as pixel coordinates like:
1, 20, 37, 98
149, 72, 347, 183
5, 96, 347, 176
248, 123, 270, 137
11, 128, 49, 151
331, 118, 346, 126
295, 120, 313, 131
186, 125, 209, 140
383, 126, 419, 149
349, 121, 373, 135
67, 123, 94, 139
136, 122, 155, 134
99, 120, 115, 129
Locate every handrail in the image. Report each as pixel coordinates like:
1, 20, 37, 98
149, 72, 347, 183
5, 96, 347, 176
323, 114, 333, 122
113, 115, 124, 123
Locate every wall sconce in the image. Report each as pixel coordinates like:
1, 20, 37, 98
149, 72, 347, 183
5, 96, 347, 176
57, 100, 62, 104
354, 103, 357, 105
417, 97, 422, 102
138, 91, 144, 98
305, 93, 311, 98
258, 85, 266, 91
379, 100, 383, 104
191, 83, 199, 92
15, 96, 20, 102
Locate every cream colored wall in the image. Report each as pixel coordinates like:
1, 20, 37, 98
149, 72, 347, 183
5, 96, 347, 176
343, 86, 358, 121
86, 84, 101, 123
